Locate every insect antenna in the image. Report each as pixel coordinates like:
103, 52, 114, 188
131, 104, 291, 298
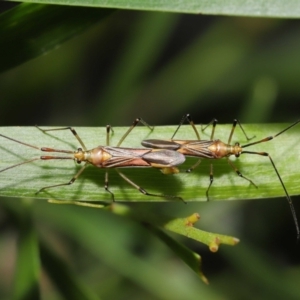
0, 158, 40, 173
0, 133, 40, 150
0, 133, 76, 173
0, 133, 41, 173
241, 120, 300, 240
242, 120, 300, 149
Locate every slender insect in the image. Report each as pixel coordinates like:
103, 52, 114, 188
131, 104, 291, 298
0, 118, 186, 201
142, 114, 300, 239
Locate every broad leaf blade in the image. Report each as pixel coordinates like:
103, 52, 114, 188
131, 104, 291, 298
6, 0, 300, 18
9, 200, 41, 300
34, 203, 217, 298
40, 239, 99, 300
147, 223, 209, 284
0, 3, 113, 72
0, 123, 299, 202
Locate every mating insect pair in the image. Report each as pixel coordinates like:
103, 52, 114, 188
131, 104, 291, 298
0, 116, 299, 237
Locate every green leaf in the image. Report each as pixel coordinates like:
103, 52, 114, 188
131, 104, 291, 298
222, 242, 300, 298
47, 201, 239, 281
34, 202, 219, 298
0, 123, 299, 203
9, 200, 41, 300
40, 239, 100, 300
0, 3, 113, 72
164, 213, 239, 250
6, 0, 300, 18
146, 222, 209, 284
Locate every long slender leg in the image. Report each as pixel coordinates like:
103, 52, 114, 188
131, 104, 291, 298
242, 150, 300, 239
117, 118, 153, 147
36, 162, 89, 194
205, 163, 214, 201
240, 121, 300, 239
38, 127, 114, 200
171, 114, 203, 172
36, 126, 88, 151
171, 114, 201, 140
186, 158, 202, 173
115, 169, 185, 202
226, 158, 257, 188
201, 118, 218, 140
201, 119, 254, 144
48, 199, 106, 208
104, 170, 115, 201
227, 120, 238, 144
228, 119, 255, 144
106, 125, 114, 146
105, 118, 153, 200
177, 114, 214, 175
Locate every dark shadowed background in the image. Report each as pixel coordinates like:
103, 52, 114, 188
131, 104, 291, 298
1, 3, 300, 299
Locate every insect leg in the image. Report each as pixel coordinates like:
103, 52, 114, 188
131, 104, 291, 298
170, 114, 203, 172
205, 163, 214, 201
201, 119, 218, 140
228, 119, 255, 144
226, 158, 258, 188
171, 114, 200, 140
36, 126, 88, 151
36, 162, 88, 194
242, 150, 300, 240
115, 169, 185, 202
104, 170, 115, 201
106, 125, 114, 146
117, 118, 153, 147
186, 158, 202, 173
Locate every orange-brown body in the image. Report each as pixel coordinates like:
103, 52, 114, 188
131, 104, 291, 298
141, 139, 243, 160
72, 146, 185, 169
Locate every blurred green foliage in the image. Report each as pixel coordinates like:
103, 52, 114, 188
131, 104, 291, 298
1, 2, 300, 300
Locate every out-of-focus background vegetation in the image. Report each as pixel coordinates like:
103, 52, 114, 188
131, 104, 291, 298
1, 2, 300, 299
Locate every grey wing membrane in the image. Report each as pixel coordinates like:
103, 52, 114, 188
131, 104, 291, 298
142, 139, 181, 150
142, 149, 185, 167
103, 147, 185, 168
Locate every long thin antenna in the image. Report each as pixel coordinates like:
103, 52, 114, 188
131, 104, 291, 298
241, 120, 300, 240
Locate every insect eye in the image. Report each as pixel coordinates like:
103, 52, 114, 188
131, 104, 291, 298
234, 142, 240, 157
